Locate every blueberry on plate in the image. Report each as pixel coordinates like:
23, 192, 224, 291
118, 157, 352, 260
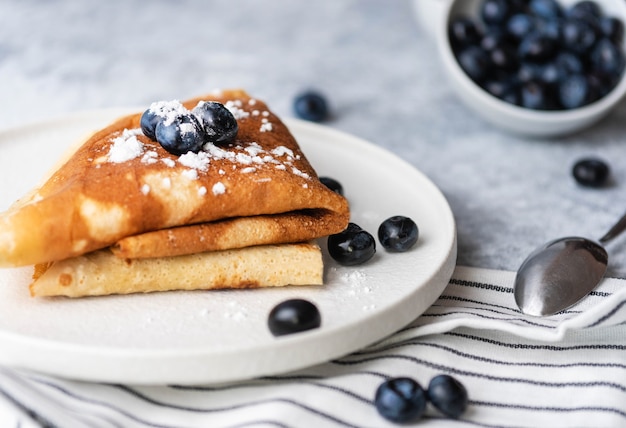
140, 109, 162, 141
155, 113, 205, 156
427, 374, 469, 419
375, 377, 427, 423
319, 176, 344, 195
572, 157, 610, 187
268, 299, 321, 337
378, 216, 419, 252
192, 101, 238, 145
293, 90, 330, 122
327, 223, 376, 266
141, 100, 185, 141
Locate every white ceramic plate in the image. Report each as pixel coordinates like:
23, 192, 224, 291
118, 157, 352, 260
0, 111, 456, 385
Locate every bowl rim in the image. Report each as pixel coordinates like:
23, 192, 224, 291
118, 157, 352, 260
437, 0, 626, 126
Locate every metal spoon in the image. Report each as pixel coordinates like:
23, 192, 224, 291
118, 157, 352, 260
514, 212, 626, 317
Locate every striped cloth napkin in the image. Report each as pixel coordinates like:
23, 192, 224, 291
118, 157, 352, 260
1, 266, 625, 428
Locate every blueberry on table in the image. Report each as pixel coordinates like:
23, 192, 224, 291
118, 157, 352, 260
375, 377, 427, 423
378, 216, 419, 252
319, 176, 344, 195
293, 91, 329, 122
192, 101, 238, 145
268, 299, 321, 337
327, 223, 376, 266
572, 158, 610, 187
155, 113, 205, 156
427, 374, 468, 419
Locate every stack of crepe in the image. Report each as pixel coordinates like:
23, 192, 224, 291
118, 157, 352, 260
0, 90, 350, 297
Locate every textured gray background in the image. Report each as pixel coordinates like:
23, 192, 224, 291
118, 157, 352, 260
2, 0, 626, 276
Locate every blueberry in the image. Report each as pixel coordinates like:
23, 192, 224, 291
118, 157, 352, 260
489, 42, 519, 70
506, 13, 536, 41
587, 70, 612, 99
427, 375, 469, 419
378, 216, 419, 252
327, 223, 376, 266
520, 80, 551, 109
518, 31, 557, 61
567, 1, 601, 21
529, 0, 562, 20
599, 17, 624, 45
293, 91, 329, 122
375, 378, 427, 423
591, 38, 626, 76
154, 113, 205, 156
483, 78, 520, 104
319, 176, 343, 195
268, 299, 321, 337
140, 109, 161, 141
481, 29, 512, 52
561, 18, 598, 55
140, 100, 185, 141
572, 158, 610, 187
554, 52, 584, 76
192, 101, 238, 145
536, 17, 562, 41
559, 74, 591, 109
457, 46, 491, 82
517, 61, 543, 83
481, 0, 511, 26
448, 17, 482, 49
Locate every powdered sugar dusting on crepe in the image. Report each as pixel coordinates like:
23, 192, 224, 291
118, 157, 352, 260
104, 95, 312, 195
108, 129, 144, 163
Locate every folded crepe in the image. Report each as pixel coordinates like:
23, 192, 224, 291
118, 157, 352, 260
0, 89, 349, 297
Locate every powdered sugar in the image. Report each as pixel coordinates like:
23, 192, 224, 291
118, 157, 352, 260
105, 96, 312, 197
212, 182, 226, 195
108, 129, 144, 163
178, 151, 210, 171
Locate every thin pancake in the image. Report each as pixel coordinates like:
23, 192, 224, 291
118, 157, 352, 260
30, 242, 323, 298
0, 90, 349, 267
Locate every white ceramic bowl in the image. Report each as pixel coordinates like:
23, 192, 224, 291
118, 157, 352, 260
436, 0, 626, 137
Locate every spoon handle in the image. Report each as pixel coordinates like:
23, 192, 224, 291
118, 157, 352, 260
599, 212, 626, 244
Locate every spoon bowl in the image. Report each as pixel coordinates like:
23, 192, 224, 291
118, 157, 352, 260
514, 237, 608, 317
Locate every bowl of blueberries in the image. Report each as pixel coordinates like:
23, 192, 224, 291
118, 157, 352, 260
438, 0, 626, 137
